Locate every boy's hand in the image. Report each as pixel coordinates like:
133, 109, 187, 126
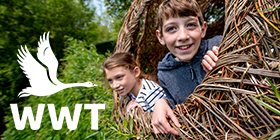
127, 99, 143, 112
201, 46, 219, 72
152, 99, 181, 135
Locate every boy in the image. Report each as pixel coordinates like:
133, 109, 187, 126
152, 0, 222, 135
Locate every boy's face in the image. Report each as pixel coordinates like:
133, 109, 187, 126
156, 16, 207, 62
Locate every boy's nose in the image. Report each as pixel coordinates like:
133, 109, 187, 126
177, 28, 189, 41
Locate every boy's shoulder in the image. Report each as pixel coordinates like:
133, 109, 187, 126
198, 35, 223, 55
205, 35, 223, 49
200, 35, 222, 49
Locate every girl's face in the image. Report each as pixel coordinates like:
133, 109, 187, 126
105, 66, 141, 96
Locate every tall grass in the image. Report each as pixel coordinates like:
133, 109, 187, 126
252, 77, 280, 140
2, 37, 136, 139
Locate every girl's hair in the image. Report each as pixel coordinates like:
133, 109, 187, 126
103, 52, 145, 79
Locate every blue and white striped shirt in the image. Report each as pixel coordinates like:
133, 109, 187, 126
130, 79, 166, 113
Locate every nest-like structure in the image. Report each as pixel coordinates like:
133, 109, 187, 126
113, 0, 280, 139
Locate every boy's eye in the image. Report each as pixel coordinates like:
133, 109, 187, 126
117, 76, 123, 79
166, 26, 176, 32
187, 23, 196, 29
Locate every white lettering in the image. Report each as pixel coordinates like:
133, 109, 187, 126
11, 104, 105, 130
84, 104, 105, 130
11, 104, 45, 130
48, 104, 82, 130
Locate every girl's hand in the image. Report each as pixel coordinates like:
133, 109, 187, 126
202, 46, 219, 72
127, 99, 143, 112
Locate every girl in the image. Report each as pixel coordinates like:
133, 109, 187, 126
103, 53, 166, 113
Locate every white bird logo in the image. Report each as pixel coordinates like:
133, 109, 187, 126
17, 32, 97, 97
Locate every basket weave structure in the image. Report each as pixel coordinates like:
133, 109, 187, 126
113, 0, 280, 139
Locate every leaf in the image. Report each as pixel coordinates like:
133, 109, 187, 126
101, 131, 105, 140
85, 131, 100, 139
260, 94, 280, 106
126, 135, 137, 139
123, 118, 127, 133
147, 131, 152, 139
266, 77, 280, 102
129, 117, 133, 133
271, 37, 280, 46
251, 96, 280, 115
259, 7, 280, 13
268, 128, 280, 140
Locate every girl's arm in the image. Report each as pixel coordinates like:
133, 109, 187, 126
126, 99, 143, 112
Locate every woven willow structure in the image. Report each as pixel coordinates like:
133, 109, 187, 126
113, 0, 280, 139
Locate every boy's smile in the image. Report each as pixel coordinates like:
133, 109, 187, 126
156, 16, 207, 62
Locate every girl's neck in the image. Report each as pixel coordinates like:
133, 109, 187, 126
130, 78, 142, 97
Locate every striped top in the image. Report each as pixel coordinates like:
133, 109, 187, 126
130, 79, 166, 113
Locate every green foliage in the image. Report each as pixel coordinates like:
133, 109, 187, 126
204, 5, 224, 25
104, 0, 130, 40
3, 38, 138, 139
266, 77, 280, 102
104, 0, 132, 20
251, 96, 280, 116
269, 128, 280, 140
251, 77, 280, 139
0, 0, 99, 58
0, 0, 113, 133
3, 38, 100, 139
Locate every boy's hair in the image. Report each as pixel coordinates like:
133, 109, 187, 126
103, 52, 145, 78
156, 0, 204, 34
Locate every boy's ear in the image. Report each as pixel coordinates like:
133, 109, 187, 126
156, 30, 166, 45
200, 22, 207, 38
133, 66, 141, 77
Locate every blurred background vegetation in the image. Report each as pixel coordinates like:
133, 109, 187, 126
0, 0, 223, 139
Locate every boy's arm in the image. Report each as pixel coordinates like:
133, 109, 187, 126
152, 98, 181, 135
152, 76, 181, 135
158, 75, 176, 109
201, 46, 219, 72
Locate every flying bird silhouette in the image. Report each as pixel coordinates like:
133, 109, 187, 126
17, 32, 97, 97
